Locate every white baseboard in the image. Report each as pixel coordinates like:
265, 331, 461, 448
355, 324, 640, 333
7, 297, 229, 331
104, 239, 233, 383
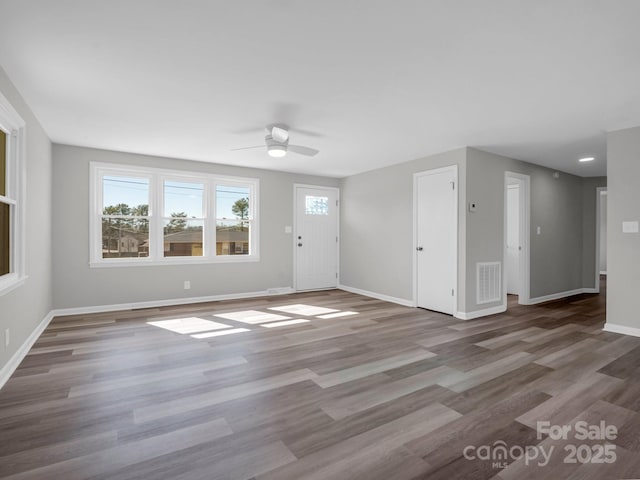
581, 287, 599, 294
521, 288, 597, 305
0, 311, 56, 390
1, 287, 297, 390
52, 287, 296, 317
603, 323, 640, 338
337, 284, 414, 307
455, 304, 507, 320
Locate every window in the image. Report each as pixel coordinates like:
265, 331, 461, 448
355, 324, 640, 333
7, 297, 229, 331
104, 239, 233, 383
305, 195, 329, 215
0, 130, 8, 275
90, 163, 259, 266
0, 91, 26, 295
216, 185, 251, 256
101, 176, 150, 258
163, 180, 204, 257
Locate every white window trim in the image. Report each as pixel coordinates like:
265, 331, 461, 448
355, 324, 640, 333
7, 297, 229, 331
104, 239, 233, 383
89, 162, 259, 267
0, 90, 27, 296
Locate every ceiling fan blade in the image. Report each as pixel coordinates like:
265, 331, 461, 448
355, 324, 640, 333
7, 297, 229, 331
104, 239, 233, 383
292, 128, 324, 138
271, 126, 289, 143
288, 145, 319, 157
230, 145, 265, 152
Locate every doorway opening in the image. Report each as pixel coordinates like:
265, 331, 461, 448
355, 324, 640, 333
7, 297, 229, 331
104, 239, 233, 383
595, 187, 607, 292
504, 172, 530, 306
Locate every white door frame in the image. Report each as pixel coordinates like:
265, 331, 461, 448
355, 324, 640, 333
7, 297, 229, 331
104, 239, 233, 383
412, 165, 458, 314
506, 183, 520, 295
595, 187, 607, 292
293, 184, 340, 291
503, 171, 531, 305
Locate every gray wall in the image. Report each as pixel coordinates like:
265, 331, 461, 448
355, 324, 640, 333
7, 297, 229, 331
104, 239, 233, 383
340, 146, 604, 316
465, 148, 594, 310
52, 145, 338, 309
340, 148, 467, 309
606, 126, 640, 330
0, 68, 52, 370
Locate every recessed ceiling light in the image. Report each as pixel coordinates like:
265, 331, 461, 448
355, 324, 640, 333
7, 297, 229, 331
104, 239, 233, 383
579, 156, 595, 163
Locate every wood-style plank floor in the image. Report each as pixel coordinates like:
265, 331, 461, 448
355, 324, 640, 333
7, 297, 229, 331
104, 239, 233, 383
2, 277, 640, 479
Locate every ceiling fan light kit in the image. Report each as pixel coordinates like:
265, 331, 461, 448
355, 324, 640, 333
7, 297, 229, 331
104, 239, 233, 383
267, 144, 287, 157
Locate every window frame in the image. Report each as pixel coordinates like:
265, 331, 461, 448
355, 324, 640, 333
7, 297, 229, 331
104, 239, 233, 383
90, 162, 259, 267
99, 172, 153, 261
0, 91, 26, 296
160, 175, 207, 259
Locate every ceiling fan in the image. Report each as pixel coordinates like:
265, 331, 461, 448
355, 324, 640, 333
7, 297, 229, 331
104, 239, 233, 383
231, 125, 319, 158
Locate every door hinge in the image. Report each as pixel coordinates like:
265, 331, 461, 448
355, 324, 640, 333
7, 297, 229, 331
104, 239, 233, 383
451, 181, 455, 190
336, 272, 338, 278
336, 200, 339, 207
451, 289, 454, 296
336, 236, 338, 243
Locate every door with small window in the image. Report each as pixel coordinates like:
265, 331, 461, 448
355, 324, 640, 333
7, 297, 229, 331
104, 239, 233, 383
294, 186, 338, 291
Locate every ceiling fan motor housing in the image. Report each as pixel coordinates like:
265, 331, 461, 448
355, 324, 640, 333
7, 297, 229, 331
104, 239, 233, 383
265, 134, 289, 147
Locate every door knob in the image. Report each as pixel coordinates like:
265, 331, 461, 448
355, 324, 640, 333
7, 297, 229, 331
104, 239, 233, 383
416, 246, 423, 251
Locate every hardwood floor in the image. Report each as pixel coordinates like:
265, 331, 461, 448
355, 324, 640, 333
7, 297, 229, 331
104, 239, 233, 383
2, 277, 640, 479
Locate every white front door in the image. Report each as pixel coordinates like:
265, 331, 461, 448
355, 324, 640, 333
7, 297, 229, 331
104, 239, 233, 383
415, 166, 457, 315
295, 186, 338, 291
506, 184, 520, 295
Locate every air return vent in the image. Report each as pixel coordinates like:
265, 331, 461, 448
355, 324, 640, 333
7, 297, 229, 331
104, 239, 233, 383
477, 262, 501, 304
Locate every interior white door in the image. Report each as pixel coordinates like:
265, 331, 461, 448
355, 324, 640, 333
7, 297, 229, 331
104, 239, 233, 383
599, 191, 607, 273
415, 167, 457, 315
295, 186, 338, 291
506, 184, 520, 295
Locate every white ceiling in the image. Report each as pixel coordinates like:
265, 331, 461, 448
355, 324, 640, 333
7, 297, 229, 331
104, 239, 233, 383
1, 1, 639, 178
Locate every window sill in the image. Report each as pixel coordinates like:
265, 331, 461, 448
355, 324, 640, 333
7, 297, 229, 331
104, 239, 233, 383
0, 274, 28, 296
89, 256, 260, 268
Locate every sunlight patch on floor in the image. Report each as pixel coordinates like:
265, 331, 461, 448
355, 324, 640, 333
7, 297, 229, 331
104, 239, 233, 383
260, 319, 310, 328
214, 310, 291, 324
191, 328, 250, 339
268, 304, 339, 316
147, 317, 233, 334
148, 304, 361, 340
316, 311, 359, 319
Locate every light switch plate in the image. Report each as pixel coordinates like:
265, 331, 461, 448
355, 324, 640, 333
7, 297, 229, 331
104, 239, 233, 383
622, 221, 639, 233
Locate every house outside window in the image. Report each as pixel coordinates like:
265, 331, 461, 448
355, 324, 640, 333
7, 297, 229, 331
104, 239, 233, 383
90, 163, 259, 266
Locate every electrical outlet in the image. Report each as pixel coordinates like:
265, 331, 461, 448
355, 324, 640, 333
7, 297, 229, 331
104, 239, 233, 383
184, 281, 191, 290
4, 328, 9, 347
622, 221, 639, 233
